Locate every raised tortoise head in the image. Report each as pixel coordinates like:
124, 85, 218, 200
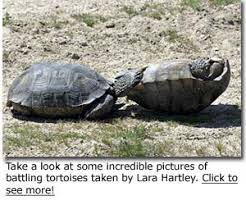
189, 57, 226, 80
113, 68, 146, 97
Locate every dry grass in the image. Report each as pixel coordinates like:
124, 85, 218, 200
71, 13, 108, 27
166, 29, 199, 52
121, 3, 166, 20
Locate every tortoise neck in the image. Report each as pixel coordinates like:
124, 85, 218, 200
113, 80, 131, 97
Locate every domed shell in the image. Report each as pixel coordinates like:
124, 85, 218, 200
127, 59, 230, 113
7, 63, 111, 116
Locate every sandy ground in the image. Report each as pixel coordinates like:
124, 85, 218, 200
2, 0, 241, 157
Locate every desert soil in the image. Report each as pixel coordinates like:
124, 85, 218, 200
2, 0, 241, 157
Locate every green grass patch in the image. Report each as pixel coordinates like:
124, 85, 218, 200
196, 147, 206, 156
71, 13, 107, 27
147, 11, 162, 20
3, 12, 11, 26
121, 3, 166, 20
141, 2, 165, 12
166, 29, 199, 52
48, 15, 70, 29
141, 3, 165, 20
46, 132, 85, 143
53, 20, 69, 29
216, 143, 223, 155
4, 124, 85, 154
5, 124, 41, 149
3, 52, 10, 62
166, 120, 179, 127
121, 6, 139, 17
150, 126, 164, 133
209, 0, 239, 6
166, 30, 180, 43
108, 125, 149, 157
112, 125, 148, 140
181, 0, 201, 10
180, 0, 238, 10
152, 140, 175, 156
5, 134, 33, 149
101, 138, 113, 148
99, 124, 177, 157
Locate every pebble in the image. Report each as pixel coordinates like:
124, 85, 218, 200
32, 28, 40, 34
20, 43, 27, 48
105, 23, 115, 28
44, 47, 52, 52
22, 50, 29, 55
59, 40, 67, 45
71, 53, 80, 59
80, 42, 88, 47
227, 20, 234, 25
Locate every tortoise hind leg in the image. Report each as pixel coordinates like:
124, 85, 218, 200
85, 94, 115, 120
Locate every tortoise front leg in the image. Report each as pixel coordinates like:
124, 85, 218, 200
85, 94, 115, 120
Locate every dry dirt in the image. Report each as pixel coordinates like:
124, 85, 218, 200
2, 0, 241, 157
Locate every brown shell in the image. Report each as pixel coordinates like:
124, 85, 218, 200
127, 59, 231, 113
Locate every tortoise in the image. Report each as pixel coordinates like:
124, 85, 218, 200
7, 63, 143, 119
127, 57, 231, 113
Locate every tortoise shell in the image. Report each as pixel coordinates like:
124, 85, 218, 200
7, 63, 114, 117
127, 59, 230, 113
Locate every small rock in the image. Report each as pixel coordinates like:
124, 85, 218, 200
20, 43, 27, 48
59, 40, 67, 45
41, 28, 50, 34
71, 53, 80, 60
19, 43, 32, 49
22, 49, 29, 55
44, 47, 52, 52
80, 42, 88, 47
105, 23, 115, 28
213, 47, 219, 52
158, 31, 165, 37
32, 28, 40, 34
66, 52, 72, 57
11, 27, 20, 32
227, 20, 234, 25
39, 21, 46, 26
235, 19, 241, 24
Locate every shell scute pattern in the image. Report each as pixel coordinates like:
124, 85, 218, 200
7, 64, 113, 118
127, 59, 230, 113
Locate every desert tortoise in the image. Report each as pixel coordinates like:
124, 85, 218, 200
7, 63, 143, 119
127, 57, 230, 113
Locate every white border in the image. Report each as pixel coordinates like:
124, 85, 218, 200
0, 1, 245, 204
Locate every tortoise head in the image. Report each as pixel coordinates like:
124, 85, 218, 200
189, 57, 226, 80
113, 67, 146, 97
